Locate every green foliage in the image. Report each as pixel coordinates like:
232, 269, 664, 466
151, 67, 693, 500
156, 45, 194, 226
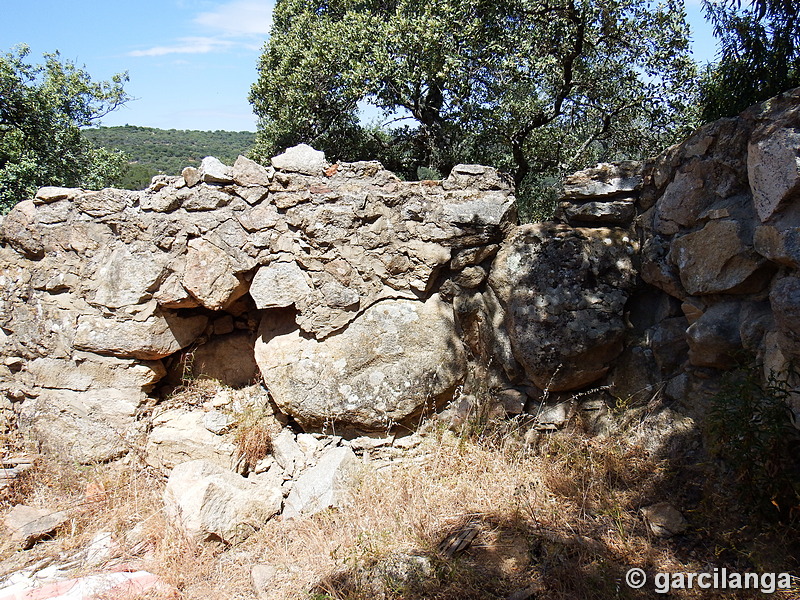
0, 44, 130, 213
705, 361, 800, 520
250, 0, 699, 218
83, 125, 256, 190
700, 0, 800, 121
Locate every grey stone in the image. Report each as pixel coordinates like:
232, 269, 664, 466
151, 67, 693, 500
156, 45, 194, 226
153, 272, 198, 308
748, 127, 800, 222
640, 234, 686, 300
88, 243, 166, 309
75, 189, 133, 217
670, 219, 771, 295
1, 200, 44, 258
74, 310, 207, 360
283, 446, 358, 518
653, 167, 710, 235
754, 225, 800, 268
18, 353, 164, 463
181, 238, 246, 310
450, 244, 499, 270
296, 432, 323, 457
200, 156, 234, 184
442, 164, 511, 191
164, 459, 282, 544
686, 302, 742, 368
640, 502, 688, 537
650, 317, 690, 374
254, 295, 466, 429
142, 186, 188, 212
183, 185, 232, 210
182, 166, 201, 187
453, 265, 487, 288
146, 409, 237, 472
4, 504, 70, 548
203, 411, 235, 435
233, 155, 274, 186
271, 429, 305, 477
251, 564, 279, 600
489, 224, 637, 391
561, 161, 642, 199
250, 261, 311, 309
559, 199, 636, 225
532, 401, 573, 430
34, 186, 81, 204
271, 144, 327, 175
236, 185, 270, 206
367, 553, 434, 594
497, 388, 527, 415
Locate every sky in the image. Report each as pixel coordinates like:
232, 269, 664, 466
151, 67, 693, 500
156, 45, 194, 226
1, 1, 719, 133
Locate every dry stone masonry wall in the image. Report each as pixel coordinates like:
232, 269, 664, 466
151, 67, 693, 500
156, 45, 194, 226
2, 88, 800, 472
0, 145, 515, 462
490, 88, 800, 433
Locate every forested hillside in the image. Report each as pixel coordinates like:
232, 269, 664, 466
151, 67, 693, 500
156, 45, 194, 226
83, 125, 255, 189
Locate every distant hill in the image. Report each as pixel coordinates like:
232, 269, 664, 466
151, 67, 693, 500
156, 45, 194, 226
83, 125, 256, 190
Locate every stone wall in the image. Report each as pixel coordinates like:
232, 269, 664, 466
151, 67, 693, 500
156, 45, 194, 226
0, 145, 514, 461
490, 88, 800, 434
2, 89, 800, 465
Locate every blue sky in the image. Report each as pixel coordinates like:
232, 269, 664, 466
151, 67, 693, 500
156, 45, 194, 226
2, 1, 718, 132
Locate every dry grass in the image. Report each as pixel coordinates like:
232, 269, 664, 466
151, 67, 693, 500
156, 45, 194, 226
233, 427, 714, 599
2, 416, 798, 599
233, 406, 279, 474
234, 422, 273, 472
160, 377, 224, 408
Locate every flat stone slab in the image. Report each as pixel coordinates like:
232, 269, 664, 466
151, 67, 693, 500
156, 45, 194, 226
4, 504, 70, 548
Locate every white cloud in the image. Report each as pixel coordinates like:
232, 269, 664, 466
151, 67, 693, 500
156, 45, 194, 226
194, 1, 274, 37
128, 2, 273, 58
128, 37, 236, 57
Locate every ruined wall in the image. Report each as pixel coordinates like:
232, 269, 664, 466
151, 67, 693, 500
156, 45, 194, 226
2, 89, 800, 466
0, 145, 514, 462
488, 88, 800, 437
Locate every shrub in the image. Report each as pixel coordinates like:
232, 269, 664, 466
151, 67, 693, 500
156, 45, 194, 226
705, 361, 800, 520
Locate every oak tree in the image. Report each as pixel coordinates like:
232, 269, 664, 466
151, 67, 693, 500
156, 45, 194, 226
0, 44, 130, 212
250, 0, 698, 217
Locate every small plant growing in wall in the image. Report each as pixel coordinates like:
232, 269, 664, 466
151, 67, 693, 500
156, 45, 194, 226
705, 359, 800, 520
233, 405, 275, 474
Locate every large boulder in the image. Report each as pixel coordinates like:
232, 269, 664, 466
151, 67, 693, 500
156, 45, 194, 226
489, 223, 637, 391
88, 242, 167, 309
73, 309, 207, 360
747, 127, 800, 222
20, 388, 147, 463
254, 295, 466, 429
669, 219, 772, 295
